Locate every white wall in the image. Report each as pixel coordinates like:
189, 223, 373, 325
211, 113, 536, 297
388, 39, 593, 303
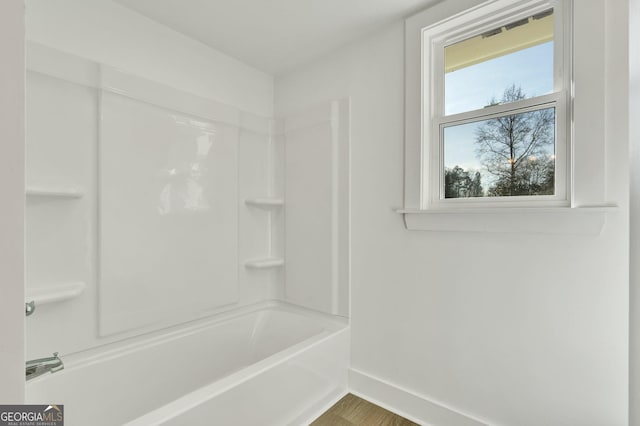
0, 0, 25, 404
276, 1, 629, 424
25, 0, 273, 117
629, 0, 640, 422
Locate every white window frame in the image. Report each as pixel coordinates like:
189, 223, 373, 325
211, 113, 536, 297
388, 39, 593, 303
418, 0, 573, 210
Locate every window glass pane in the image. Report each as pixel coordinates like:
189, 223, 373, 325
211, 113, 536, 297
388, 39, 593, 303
444, 9, 554, 116
443, 107, 555, 198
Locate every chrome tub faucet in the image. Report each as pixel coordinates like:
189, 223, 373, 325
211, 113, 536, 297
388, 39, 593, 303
26, 352, 64, 381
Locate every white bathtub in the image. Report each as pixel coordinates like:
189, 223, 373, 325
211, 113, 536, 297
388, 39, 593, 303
26, 302, 349, 425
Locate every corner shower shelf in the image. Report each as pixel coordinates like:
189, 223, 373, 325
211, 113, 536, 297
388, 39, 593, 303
26, 281, 86, 306
245, 198, 284, 208
25, 186, 84, 199
244, 258, 285, 269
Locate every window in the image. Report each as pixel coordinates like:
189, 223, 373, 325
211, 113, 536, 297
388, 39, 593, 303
402, 0, 616, 233
419, 0, 571, 209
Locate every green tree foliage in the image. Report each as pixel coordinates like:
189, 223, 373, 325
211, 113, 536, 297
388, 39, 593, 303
445, 165, 484, 198
475, 85, 555, 196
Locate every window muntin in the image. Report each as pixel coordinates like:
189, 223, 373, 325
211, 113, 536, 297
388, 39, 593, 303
425, 1, 569, 208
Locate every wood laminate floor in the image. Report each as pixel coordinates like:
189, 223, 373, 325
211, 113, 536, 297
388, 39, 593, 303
310, 394, 420, 426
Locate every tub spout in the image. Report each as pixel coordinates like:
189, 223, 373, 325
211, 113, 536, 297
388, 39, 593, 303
26, 352, 64, 381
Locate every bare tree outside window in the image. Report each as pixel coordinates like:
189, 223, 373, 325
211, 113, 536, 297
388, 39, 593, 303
444, 85, 555, 198
475, 85, 555, 196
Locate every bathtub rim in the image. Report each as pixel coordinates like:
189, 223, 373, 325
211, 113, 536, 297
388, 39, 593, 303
123, 325, 349, 426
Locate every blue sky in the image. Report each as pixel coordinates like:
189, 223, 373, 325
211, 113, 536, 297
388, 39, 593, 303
443, 41, 554, 188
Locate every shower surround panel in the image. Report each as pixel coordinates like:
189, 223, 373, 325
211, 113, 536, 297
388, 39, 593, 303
99, 86, 239, 335
25, 44, 281, 355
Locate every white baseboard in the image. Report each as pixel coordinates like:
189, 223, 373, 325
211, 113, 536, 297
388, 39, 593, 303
348, 368, 489, 426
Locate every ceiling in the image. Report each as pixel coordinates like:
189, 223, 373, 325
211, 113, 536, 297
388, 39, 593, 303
113, 0, 439, 75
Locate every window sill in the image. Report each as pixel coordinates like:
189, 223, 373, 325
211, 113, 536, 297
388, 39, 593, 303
396, 205, 618, 234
